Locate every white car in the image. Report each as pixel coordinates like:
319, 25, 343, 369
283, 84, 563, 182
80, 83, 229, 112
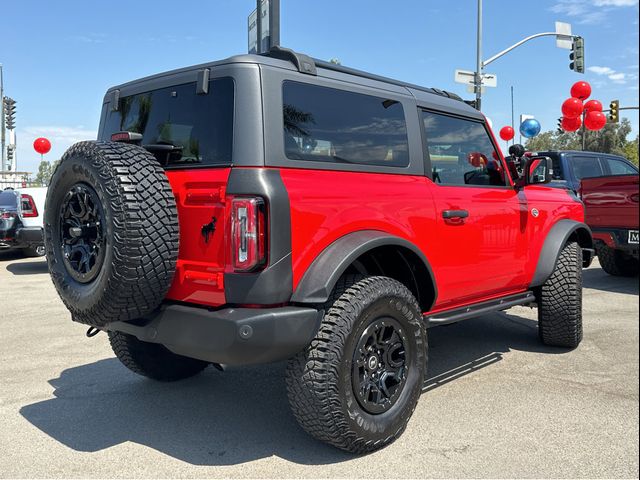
16, 187, 47, 256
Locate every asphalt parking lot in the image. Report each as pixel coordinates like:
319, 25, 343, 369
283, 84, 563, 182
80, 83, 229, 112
0, 251, 638, 479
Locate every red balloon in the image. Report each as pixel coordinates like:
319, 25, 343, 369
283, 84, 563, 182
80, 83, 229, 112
499, 126, 515, 141
562, 97, 584, 118
583, 99, 603, 113
584, 111, 607, 131
570, 81, 591, 101
561, 116, 582, 132
33, 137, 52, 155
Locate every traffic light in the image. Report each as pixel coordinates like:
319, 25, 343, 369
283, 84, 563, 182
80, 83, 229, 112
609, 100, 619, 123
3, 97, 16, 130
6, 145, 14, 165
570, 37, 585, 73
557, 118, 563, 133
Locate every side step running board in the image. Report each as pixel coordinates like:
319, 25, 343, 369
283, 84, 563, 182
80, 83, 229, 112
424, 291, 536, 328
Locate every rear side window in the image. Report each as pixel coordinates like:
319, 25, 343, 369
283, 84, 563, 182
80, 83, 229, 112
604, 157, 638, 175
422, 111, 506, 186
571, 156, 604, 179
0, 191, 18, 209
282, 81, 409, 167
101, 77, 234, 167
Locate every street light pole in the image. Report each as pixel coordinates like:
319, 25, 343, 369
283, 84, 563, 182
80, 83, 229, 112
475, 0, 483, 111
1, 64, 5, 171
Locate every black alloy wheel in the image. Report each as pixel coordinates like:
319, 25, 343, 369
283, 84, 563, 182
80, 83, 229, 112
59, 183, 106, 283
352, 317, 409, 414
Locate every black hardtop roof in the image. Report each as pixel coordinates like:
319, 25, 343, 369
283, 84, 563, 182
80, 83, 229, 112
104, 50, 480, 118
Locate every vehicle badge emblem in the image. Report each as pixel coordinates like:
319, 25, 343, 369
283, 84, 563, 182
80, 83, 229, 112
531, 208, 540, 218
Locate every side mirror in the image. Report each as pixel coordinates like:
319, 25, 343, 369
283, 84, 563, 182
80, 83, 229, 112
525, 156, 553, 185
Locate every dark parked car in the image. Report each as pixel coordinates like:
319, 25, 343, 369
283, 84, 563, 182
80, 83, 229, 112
534, 150, 638, 192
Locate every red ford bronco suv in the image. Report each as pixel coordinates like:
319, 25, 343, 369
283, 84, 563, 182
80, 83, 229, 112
45, 47, 593, 453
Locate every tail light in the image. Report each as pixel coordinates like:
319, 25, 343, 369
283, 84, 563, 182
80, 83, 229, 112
228, 196, 267, 272
21, 194, 38, 218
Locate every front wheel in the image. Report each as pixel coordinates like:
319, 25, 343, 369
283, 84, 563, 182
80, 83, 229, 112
537, 241, 583, 348
286, 276, 427, 454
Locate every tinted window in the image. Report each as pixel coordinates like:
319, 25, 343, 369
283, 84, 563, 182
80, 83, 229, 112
422, 111, 506, 186
605, 157, 638, 175
571, 156, 604, 180
0, 191, 18, 209
101, 77, 234, 167
282, 81, 409, 167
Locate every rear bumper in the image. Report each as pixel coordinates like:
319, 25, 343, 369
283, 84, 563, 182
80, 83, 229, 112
105, 304, 321, 366
592, 228, 639, 257
16, 226, 44, 247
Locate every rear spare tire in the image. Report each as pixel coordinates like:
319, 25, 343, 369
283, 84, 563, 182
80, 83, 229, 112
44, 141, 179, 327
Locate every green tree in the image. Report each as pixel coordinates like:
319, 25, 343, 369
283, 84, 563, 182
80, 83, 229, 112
525, 118, 637, 163
622, 135, 639, 166
32, 159, 60, 186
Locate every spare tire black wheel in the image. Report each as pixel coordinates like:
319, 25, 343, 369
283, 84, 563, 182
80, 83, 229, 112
44, 141, 179, 327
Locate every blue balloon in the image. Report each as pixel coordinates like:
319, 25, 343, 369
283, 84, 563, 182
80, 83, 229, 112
520, 118, 541, 138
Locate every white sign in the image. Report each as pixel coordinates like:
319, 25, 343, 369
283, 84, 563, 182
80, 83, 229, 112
248, 0, 270, 54
520, 114, 535, 124
455, 69, 497, 88
555, 21, 573, 50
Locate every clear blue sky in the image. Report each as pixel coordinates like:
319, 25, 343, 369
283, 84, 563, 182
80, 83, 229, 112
2, 0, 638, 174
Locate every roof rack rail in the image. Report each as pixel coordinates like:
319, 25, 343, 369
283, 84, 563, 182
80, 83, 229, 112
265, 46, 316, 75
264, 46, 465, 104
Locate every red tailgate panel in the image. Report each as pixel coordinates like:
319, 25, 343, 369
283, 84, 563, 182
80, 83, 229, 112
165, 168, 231, 307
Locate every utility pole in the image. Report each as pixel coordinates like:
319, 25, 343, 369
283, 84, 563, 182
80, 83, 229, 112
1, 64, 5, 171
475, 0, 483, 111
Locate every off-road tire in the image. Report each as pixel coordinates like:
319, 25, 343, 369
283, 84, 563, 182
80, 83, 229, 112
595, 242, 638, 277
537, 241, 583, 348
44, 141, 179, 327
108, 331, 208, 381
286, 275, 427, 454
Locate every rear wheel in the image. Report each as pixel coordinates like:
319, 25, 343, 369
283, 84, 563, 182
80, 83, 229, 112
286, 275, 426, 453
595, 242, 638, 277
537, 241, 583, 348
108, 331, 208, 381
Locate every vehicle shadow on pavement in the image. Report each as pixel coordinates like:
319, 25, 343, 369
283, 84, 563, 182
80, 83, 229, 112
0, 250, 25, 262
425, 312, 562, 392
20, 312, 560, 465
582, 267, 639, 295
5, 260, 48, 275
20, 357, 354, 466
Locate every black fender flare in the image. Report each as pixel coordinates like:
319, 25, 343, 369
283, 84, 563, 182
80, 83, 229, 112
530, 219, 593, 287
290, 230, 437, 308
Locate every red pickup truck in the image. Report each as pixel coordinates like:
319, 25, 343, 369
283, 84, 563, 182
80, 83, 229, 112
580, 174, 639, 276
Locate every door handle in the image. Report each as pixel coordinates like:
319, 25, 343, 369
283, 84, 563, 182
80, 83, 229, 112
442, 209, 469, 219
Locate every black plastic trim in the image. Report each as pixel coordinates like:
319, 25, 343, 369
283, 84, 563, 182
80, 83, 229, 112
15, 226, 43, 246
425, 291, 536, 327
291, 230, 437, 308
531, 219, 593, 287
224, 168, 293, 304
106, 304, 320, 366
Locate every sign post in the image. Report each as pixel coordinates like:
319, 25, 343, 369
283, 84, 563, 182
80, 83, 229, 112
248, 0, 280, 54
